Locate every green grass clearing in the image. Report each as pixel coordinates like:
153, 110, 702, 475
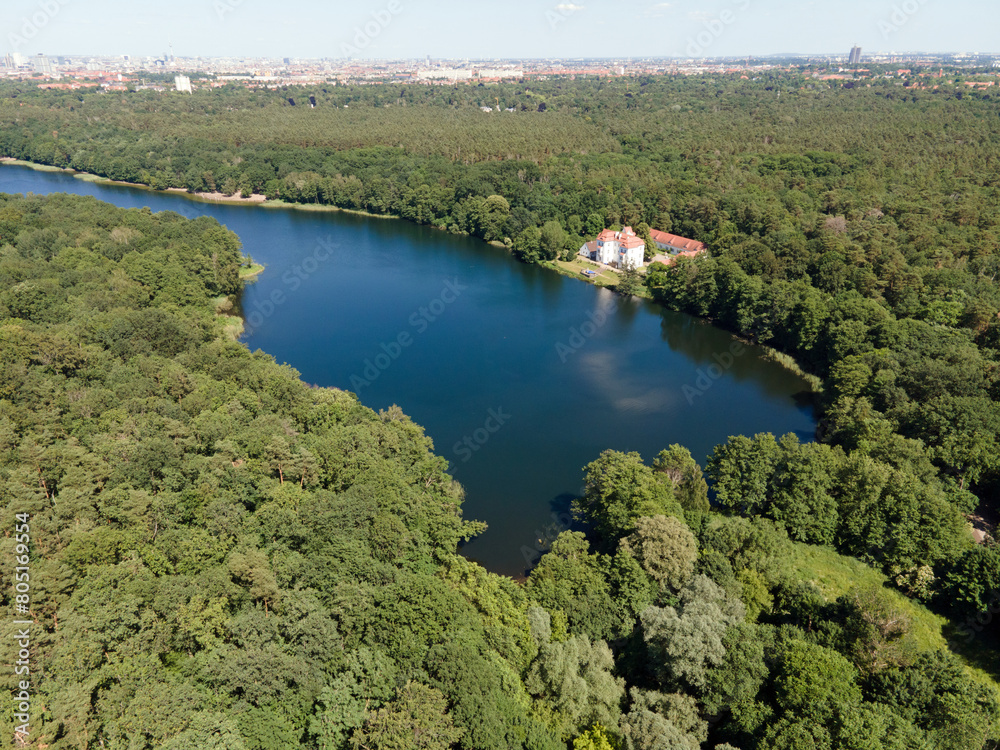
240, 263, 265, 281
788, 542, 1000, 692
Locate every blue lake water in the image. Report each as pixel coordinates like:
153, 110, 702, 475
1, 164, 817, 575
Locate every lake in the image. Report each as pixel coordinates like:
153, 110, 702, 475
0, 163, 817, 576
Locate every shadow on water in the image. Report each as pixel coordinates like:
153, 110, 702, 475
517, 493, 588, 580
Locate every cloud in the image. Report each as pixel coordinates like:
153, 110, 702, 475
555, 3, 584, 12
577, 351, 679, 416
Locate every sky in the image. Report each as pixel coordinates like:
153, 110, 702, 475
4, 0, 999, 60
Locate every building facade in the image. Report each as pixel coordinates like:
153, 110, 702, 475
580, 227, 708, 270
580, 226, 646, 269
648, 229, 706, 256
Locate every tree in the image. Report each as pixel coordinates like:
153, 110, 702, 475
635, 223, 656, 262
617, 260, 642, 297
651, 446, 710, 531
471, 194, 511, 242
160, 712, 249, 750
572, 723, 622, 750
774, 641, 861, 723
836, 455, 968, 572
830, 703, 925, 750
938, 544, 1000, 624
227, 548, 280, 613
768, 436, 842, 546
699, 516, 791, 583
706, 434, 780, 516
310, 648, 399, 750
869, 651, 999, 750
833, 585, 914, 676
585, 213, 605, 236
526, 635, 625, 739
425, 631, 561, 750
351, 682, 463, 750
514, 226, 543, 263
758, 716, 832, 750
577, 451, 683, 544
619, 515, 698, 594
641, 575, 745, 692
703, 622, 770, 715
619, 689, 706, 750
602, 547, 656, 628
526, 532, 622, 641
540, 220, 568, 261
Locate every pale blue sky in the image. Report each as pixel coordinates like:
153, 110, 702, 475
4, 0, 998, 59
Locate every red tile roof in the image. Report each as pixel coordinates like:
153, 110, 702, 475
649, 229, 706, 253
597, 226, 645, 249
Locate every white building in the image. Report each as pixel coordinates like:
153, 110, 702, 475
33, 55, 52, 74
580, 226, 646, 269
476, 68, 524, 79
416, 68, 473, 80
174, 75, 193, 93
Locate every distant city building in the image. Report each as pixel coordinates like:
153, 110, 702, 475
33, 54, 53, 74
416, 68, 473, 80
174, 75, 193, 93
476, 68, 523, 79
849, 45, 862, 64
283, 57, 291, 65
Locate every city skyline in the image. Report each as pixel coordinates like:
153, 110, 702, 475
4, 0, 999, 61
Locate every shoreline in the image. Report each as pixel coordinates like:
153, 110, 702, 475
0, 157, 398, 215
1, 156, 820, 389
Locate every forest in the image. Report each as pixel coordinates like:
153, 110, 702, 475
0, 70, 999, 749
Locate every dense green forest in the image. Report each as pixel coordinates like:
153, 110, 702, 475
0, 192, 997, 750
1, 70, 1000, 748
3, 72, 997, 541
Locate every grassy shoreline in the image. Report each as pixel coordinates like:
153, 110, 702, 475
239, 262, 265, 281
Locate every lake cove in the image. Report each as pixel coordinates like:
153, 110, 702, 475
0, 162, 818, 576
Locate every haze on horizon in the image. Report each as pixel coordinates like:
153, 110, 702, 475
4, 0, 998, 61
